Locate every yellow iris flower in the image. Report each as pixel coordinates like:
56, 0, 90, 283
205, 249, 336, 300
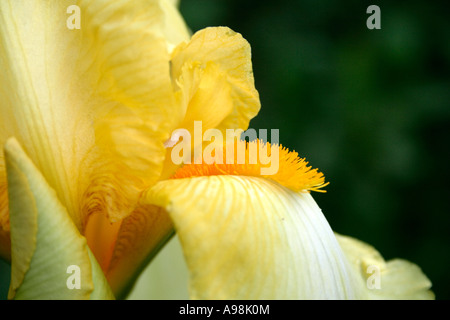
0, 0, 433, 300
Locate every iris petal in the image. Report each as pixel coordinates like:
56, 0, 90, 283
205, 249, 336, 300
0, 0, 190, 235
171, 27, 261, 132
144, 175, 365, 299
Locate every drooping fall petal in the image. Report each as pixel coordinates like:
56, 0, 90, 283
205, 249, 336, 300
143, 175, 366, 299
5, 138, 113, 300
140, 138, 434, 299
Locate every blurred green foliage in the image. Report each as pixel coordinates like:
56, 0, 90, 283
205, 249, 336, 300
180, 0, 450, 299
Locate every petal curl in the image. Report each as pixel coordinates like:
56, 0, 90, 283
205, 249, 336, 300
160, 27, 261, 179
171, 27, 261, 133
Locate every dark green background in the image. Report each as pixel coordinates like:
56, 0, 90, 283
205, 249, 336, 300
179, 0, 450, 299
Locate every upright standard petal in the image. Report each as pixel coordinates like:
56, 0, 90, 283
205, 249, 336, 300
5, 138, 113, 300
0, 0, 95, 231
144, 175, 365, 299
0, 0, 189, 236
159, 0, 191, 52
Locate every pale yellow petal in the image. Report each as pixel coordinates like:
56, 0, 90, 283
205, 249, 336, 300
175, 61, 234, 131
0, 0, 185, 229
336, 233, 434, 300
144, 175, 365, 299
0, 0, 95, 230
5, 138, 113, 300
